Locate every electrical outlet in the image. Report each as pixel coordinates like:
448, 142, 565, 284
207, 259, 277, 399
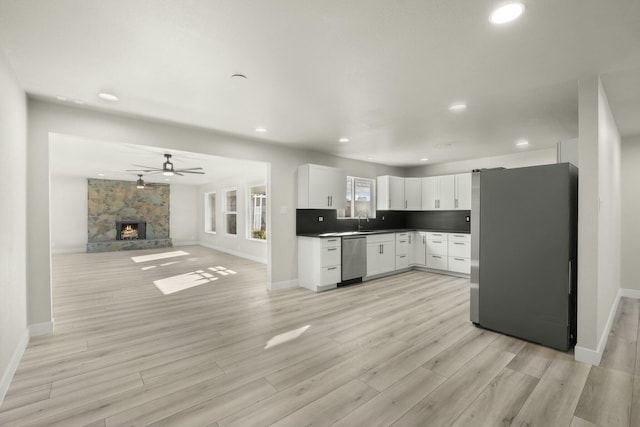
318, 216, 324, 222
382, 216, 385, 220
466, 216, 470, 222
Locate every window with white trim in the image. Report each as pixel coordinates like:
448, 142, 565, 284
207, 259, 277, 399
338, 176, 376, 219
204, 192, 216, 233
248, 184, 267, 240
225, 189, 237, 235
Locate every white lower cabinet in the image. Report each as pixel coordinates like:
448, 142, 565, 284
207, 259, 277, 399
298, 236, 342, 292
366, 234, 395, 277
426, 232, 448, 271
395, 232, 409, 270
448, 233, 471, 274
408, 231, 426, 267
426, 254, 448, 270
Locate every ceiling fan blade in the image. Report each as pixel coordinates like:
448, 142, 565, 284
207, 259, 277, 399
130, 164, 160, 169
178, 170, 206, 174
126, 168, 158, 172
175, 167, 204, 171
173, 172, 184, 176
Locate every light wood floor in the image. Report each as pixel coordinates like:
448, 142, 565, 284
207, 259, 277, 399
1, 245, 638, 426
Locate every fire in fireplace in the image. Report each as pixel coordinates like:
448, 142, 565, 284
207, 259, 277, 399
116, 220, 147, 241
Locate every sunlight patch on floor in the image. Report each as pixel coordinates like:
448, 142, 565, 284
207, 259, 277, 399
153, 265, 238, 295
131, 250, 190, 263
264, 325, 311, 350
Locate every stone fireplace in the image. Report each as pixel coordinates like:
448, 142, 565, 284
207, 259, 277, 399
86, 178, 172, 252
116, 220, 147, 240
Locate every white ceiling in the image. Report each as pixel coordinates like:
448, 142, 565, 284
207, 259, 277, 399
2, 0, 640, 166
50, 134, 268, 185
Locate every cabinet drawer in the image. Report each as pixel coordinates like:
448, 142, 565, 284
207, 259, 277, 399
321, 237, 341, 248
367, 233, 395, 244
396, 240, 408, 255
395, 232, 409, 242
449, 233, 470, 243
426, 254, 448, 270
448, 256, 470, 274
321, 246, 341, 267
321, 265, 341, 286
426, 232, 448, 240
448, 240, 470, 258
426, 239, 448, 256
396, 254, 409, 270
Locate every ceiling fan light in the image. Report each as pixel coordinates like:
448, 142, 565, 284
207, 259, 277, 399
163, 171, 174, 176
136, 175, 145, 189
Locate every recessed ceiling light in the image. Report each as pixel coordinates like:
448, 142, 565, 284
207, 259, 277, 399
231, 73, 247, 80
255, 127, 267, 133
367, 156, 374, 160
56, 95, 67, 101
449, 103, 467, 112
98, 173, 105, 177
339, 137, 350, 143
489, 2, 525, 25
98, 92, 119, 102
516, 139, 529, 146
420, 158, 429, 161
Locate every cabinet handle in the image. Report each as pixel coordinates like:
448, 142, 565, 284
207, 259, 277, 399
433, 240, 442, 243
454, 242, 464, 245
327, 239, 337, 242
327, 196, 330, 206
399, 240, 406, 243
455, 199, 458, 208
408, 235, 412, 244
405, 200, 407, 208
327, 248, 337, 251
432, 255, 442, 259
453, 235, 465, 237
423, 235, 426, 244
454, 258, 465, 261
400, 255, 406, 258
328, 267, 337, 270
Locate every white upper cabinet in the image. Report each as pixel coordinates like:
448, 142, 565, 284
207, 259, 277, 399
454, 172, 472, 210
298, 164, 347, 209
421, 175, 454, 210
377, 176, 405, 210
404, 178, 422, 210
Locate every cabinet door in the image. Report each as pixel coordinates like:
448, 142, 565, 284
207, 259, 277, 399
408, 232, 416, 265
404, 178, 422, 210
439, 175, 455, 210
366, 243, 382, 276
455, 173, 472, 210
412, 232, 427, 266
389, 176, 405, 210
421, 177, 439, 210
328, 167, 347, 210
380, 241, 396, 273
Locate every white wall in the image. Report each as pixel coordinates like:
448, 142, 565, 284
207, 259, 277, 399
621, 135, 640, 292
170, 183, 198, 245
198, 169, 268, 263
49, 177, 200, 251
405, 148, 557, 176
0, 51, 28, 404
575, 76, 622, 365
26, 100, 404, 325
50, 176, 87, 253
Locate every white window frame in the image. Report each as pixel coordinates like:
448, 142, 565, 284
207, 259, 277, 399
338, 176, 376, 219
224, 188, 238, 237
204, 191, 216, 234
247, 183, 267, 242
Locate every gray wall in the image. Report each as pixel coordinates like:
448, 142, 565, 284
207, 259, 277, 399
0, 51, 28, 402
621, 135, 640, 291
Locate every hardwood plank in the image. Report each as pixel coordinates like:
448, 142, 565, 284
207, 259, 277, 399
600, 336, 637, 375
609, 297, 640, 342
391, 346, 515, 427
630, 376, 640, 427
569, 416, 601, 427
506, 341, 558, 378
450, 367, 538, 427
574, 366, 633, 427
511, 353, 591, 427
332, 367, 446, 427
268, 378, 379, 427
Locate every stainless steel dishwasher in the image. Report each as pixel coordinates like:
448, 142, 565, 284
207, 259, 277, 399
341, 236, 366, 284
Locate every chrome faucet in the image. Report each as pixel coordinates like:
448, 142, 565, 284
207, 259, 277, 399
357, 213, 369, 231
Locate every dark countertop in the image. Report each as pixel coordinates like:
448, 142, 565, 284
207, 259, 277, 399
297, 228, 470, 238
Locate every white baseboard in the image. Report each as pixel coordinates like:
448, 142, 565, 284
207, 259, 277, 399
0, 329, 29, 405
198, 242, 267, 264
575, 288, 624, 366
620, 288, 640, 299
269, 279, 298, 291
29, 320, 54, 337
172, 240, 199, 247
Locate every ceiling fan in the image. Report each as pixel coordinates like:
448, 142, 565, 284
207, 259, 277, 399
127, 154, 205, 176
134, 174, 165, 189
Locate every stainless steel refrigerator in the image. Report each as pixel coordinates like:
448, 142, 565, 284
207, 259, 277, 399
470, 163, 578, 351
